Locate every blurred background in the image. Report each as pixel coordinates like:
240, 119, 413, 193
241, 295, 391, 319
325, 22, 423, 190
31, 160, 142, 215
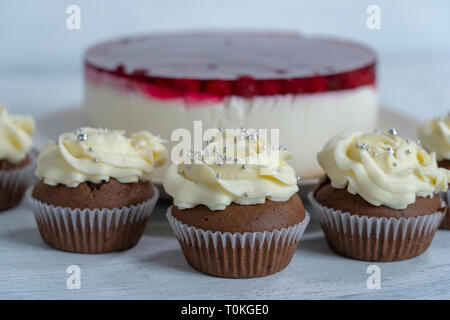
1, 0, 450, 120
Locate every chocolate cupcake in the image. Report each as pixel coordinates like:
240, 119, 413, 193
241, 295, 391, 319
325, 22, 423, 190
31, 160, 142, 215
164, 128, 309, 278
0, 105, 35, 210
30, 127, 167, 253
419, 115, 450, 229
309, 129, 449, 262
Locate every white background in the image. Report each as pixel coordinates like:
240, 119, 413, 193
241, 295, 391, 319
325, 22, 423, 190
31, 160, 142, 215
1, 0, 450, 120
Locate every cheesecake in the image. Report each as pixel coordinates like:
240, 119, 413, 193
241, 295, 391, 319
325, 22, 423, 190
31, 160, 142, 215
84, 31, 377, 179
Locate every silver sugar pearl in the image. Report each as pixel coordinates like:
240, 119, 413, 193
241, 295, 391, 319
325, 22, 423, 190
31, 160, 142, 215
297, 176, 301, 182
242, 164, 247, 169
88, 147, 93, 152
178, 169, 184, 174
216, 173, 220, 179
243, 192, 249, 198
406, 149, 412, 154
77, 133, 88, 142
92, 158, 98, 163
388, 128, 398, 136
373, 152, 378, 157
393, 162, 398, 167
386, 147, 394, 154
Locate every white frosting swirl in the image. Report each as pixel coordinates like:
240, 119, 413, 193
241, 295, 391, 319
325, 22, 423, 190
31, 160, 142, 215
419, 115, 450, 161
317, 130, 449, 209
35, 127, 167, 187
163, 129, 299, 210
0, 105, 35, 163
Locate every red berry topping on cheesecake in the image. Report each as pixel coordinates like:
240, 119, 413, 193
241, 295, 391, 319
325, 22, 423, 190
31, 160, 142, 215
85, 32, 376, 100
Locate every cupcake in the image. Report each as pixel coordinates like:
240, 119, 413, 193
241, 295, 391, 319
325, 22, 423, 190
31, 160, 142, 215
30, 127, 166, 253
0, 105, 35, 210
164, 128, 309, 278
309, 129, 449, 261
419, 114, 450, 229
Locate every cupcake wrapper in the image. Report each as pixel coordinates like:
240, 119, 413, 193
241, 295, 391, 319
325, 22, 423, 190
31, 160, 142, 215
0, 157, 35, 211
439, 190, 450, 229
28, 186, 159, 253
308, 192, 444, 262
166, 207, 310, 278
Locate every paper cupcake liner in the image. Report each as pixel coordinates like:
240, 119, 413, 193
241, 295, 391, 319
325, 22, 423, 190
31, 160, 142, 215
0, 155, 35, 211
308, 191, 444, 262
166, 206, 310, 278
28, 186, 159, 253
439, 190, 450, 229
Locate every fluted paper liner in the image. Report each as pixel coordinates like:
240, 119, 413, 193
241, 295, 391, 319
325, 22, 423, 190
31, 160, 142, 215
166, 206, 310, 278
308, 191, 444, 261
0, 156, 35, 211
439, 190, 450, 229
28, 186, 159, 253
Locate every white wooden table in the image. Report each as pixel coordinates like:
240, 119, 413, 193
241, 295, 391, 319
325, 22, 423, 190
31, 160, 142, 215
1, 56, 450, 299
1, 198, 450, 299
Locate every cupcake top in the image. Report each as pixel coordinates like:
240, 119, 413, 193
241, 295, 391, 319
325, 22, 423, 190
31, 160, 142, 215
164, 128, 299, 210
0, 105, 35, 163
418, 114, 450, 161
317, 129, 449, 209
35, 127, 167, 187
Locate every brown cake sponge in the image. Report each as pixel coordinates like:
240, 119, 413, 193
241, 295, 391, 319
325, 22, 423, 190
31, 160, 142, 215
172, 193, 305, 233
314, 175, 442, 218
0, 155, 31, 171
438, 159, 450, 170
32, 178, 154, 210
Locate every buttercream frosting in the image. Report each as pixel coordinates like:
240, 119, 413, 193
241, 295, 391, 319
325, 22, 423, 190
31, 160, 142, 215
163, 128, 299, 210
0, 105, 35, 163
35, 127, 167, 187
317, 130, 449, 209
419, 115, 450, 161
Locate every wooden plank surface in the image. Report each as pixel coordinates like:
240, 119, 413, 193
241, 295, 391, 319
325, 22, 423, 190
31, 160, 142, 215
1, 197, 449, 300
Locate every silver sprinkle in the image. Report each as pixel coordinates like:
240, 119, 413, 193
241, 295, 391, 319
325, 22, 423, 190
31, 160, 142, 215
243, 192, 249, 198
297, 176, 301, 181
178, 169, 184, 174
406, 149, 412, 154
219, 127, 225, 132
355, 142, 361, 148
223, 146, 227, 153
88, 147, 93, 152
373, 152, 378, 157
93, 158, 98, 163
406, 138, 411, 143
216, 173, 220, 179
366, 147, 372, 152
247, 133, 258, 140
374, 129, 381, 133
185, 164, 191, 169
234, 137, 237, 143
360, 143, 368, 150
386, 147, 394, 153
416, 139, 421, 145
388, 128, 398, 136
77, 133, 88, 142
242, 164, 247, 169
393, 162, 398, 167
240, 127, 246, 132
